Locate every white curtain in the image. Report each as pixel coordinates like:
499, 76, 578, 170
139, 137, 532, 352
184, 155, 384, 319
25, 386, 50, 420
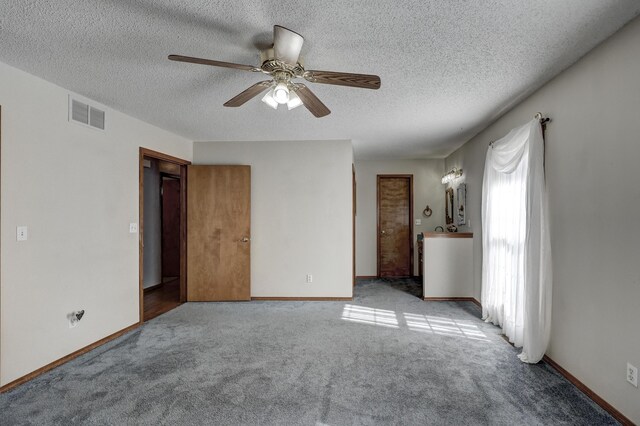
481, 119, 552, 363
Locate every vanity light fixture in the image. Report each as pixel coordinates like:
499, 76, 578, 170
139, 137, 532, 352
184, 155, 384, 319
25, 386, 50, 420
441, 168, 463, 185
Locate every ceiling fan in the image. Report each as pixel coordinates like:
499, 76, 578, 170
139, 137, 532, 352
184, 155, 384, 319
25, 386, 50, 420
168, 25, 381, 118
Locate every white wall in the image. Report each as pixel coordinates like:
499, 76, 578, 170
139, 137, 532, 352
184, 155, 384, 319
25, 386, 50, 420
0, 61, 192, 386
193, 140, 353, 298
142, 161, 161, 288
354, 160, 445, 276
445, 16, 640, 422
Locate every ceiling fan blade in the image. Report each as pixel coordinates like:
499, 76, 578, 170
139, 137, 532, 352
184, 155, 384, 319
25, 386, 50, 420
168, 55, 259, 72
273, 25, 304, 65
294, 84, 331, 118
304, 70, 381, 90
223, 81, 273, 107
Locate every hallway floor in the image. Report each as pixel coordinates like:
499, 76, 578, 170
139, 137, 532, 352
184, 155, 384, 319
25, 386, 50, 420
143, 277, 181, 321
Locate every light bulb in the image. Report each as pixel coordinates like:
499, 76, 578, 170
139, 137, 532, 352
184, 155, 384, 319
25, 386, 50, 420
261, 88, 278, 109
287, 91, 303, 110
273, 82, 289, 104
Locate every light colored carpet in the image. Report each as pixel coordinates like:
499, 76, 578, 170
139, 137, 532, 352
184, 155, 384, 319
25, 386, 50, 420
0, 278, 616, 425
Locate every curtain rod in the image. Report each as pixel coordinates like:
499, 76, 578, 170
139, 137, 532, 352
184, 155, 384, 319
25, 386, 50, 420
489, 113, 551, 147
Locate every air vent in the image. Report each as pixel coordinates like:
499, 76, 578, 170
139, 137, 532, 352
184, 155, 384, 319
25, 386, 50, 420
69, 96, 106, 130
71, 100, 89, 125
89, 107, 105, 130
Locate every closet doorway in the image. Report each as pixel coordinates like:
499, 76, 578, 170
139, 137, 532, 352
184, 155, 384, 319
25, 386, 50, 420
377, 175, 413, 277
139, 148, 190, 322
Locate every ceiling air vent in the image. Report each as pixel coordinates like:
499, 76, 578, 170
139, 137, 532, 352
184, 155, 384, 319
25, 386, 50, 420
69, 96, 106, 130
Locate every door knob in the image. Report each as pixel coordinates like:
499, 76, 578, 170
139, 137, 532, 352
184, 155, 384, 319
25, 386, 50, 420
381, 230, 386, 235
241, 237, 250, 243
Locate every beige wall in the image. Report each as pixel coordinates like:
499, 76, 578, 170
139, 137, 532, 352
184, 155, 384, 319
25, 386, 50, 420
445, 17, 640, 422
355, 160, 445, 276
193, 140, 353, 298
0, 61, 192, 386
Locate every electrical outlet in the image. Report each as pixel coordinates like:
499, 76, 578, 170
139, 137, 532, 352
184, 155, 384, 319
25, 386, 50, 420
628, 363, 638, 387
306, 274, 313, 283
129, 223, 138, 233
17, 226, 28, 241
68, 310, 85, 329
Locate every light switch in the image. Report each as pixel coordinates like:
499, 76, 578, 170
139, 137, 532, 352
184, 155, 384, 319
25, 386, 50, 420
129, 223, 138, 233
415, 219, 422, 226
17, 226, 28, 241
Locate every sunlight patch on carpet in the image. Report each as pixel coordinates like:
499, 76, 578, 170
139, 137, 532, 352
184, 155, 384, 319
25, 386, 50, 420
341, 304, 399, 328
341, 304, 490, 342
403, 313, 490, 341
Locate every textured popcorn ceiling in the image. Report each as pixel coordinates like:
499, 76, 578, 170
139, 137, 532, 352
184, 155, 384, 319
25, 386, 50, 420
1, 1, 638, 158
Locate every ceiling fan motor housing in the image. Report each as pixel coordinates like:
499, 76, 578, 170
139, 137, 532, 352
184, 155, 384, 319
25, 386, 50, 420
259, 48, 305, 78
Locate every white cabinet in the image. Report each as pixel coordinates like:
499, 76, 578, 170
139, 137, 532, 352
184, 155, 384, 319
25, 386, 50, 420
422, 233, 474, 299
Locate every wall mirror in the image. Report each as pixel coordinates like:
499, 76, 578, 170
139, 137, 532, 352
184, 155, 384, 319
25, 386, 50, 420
457, 183, 466, 225
445, 188, 454, 224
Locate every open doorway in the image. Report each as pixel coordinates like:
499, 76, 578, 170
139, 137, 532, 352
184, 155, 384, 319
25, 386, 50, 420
139, 148, 190, 322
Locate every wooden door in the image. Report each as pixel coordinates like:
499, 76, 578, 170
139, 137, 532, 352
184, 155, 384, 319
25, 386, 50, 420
377, 175, 413, 277
162, 177, 181, 277
187, 165, 251, 301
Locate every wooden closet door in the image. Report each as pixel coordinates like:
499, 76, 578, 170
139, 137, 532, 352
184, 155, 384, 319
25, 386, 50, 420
377, 175, 413, 277
187, 165, 251, 301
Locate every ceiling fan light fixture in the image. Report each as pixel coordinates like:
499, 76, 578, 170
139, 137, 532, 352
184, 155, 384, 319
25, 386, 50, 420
287, 90, 303, 110
261, 88, 279, 109
273, 82, 290, 104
